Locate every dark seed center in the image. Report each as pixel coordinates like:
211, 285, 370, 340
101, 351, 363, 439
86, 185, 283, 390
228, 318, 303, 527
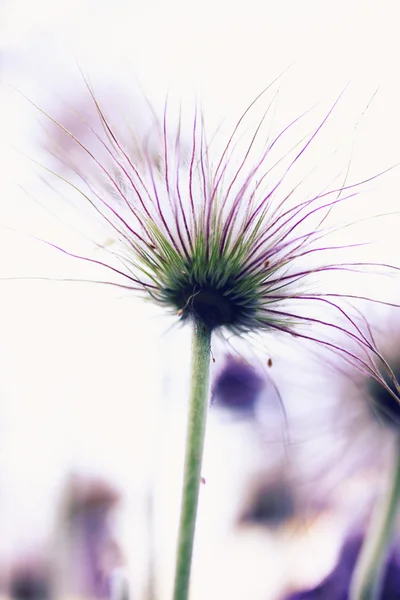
181, 287, 234, 329
369, 367, 400, 428
164, 272, 256, 331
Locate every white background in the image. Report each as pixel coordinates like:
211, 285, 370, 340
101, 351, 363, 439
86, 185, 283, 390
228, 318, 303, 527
0, 0, 399, 598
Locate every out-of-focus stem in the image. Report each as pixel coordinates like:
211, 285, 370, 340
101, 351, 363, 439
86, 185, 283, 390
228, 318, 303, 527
350, 435, 400, 600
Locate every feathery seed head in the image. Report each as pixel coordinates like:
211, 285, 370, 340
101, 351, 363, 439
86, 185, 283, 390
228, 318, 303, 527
35, 82, 400, 398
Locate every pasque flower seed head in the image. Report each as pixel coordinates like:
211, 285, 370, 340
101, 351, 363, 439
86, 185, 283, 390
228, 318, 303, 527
30, 81, 400, 400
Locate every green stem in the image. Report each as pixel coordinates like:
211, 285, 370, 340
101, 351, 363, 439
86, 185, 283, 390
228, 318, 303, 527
172, 321, 212, 600
349, 435, 400, 600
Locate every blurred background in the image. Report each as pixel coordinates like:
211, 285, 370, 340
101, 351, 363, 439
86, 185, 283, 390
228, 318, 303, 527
1, 0, 400, 598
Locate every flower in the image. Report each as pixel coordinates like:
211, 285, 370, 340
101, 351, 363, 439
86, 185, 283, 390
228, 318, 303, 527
337, 316, 400, 438
212, 356, 265, 414
54, 475, 122, 599
239, 478, 295, 527
32, 82, 400, 395
284, 533, 400, 599
9, 561, 51, 600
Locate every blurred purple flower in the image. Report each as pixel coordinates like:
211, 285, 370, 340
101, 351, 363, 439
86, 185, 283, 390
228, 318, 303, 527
57, 476, 122, 599
285, 534, 400, 599
212, 357, 265, 414
239, 479, 294, 527
8, 560, 50, 600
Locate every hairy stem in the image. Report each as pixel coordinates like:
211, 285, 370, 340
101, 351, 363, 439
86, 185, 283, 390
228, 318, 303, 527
172, 321, 212, 600
349, 435, 400, 600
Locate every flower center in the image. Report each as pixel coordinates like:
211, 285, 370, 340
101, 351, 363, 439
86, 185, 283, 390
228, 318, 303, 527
162, 270, 258, 331
180, 286, 235, 329
369, 365, 400, 428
